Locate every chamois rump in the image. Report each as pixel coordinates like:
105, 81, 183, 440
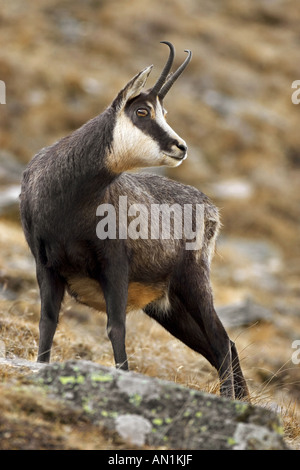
20, 42, 249, 400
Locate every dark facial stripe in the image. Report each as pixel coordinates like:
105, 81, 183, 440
124, 93, 178, 153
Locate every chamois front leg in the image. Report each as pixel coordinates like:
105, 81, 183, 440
36, 264, 65, 363
106, 295, 128, 370
101, 259, 129, 370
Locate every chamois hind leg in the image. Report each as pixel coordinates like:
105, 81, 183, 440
169, 255, 236, 399
145, 298, 249, 400
144, 298, 218, 371
230, 340, 250, 400
173, 254, 248, 400
36, 264, 65, 363
145, 295, 233, 398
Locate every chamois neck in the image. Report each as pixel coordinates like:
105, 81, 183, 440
35, 107, 120, 203
67, 107, 116, 175
63, 107, 119, 184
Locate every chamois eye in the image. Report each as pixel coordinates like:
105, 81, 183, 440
136, 108, 149, 117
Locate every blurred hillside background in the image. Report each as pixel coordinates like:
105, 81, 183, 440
0, 0, 299, 449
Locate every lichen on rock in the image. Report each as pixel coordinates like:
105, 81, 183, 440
33, 360, 289, 450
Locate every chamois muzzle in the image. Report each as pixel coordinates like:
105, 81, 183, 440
150, 41, 192, 99
168, 140, 188, 161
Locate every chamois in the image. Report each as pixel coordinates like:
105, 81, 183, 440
20, 42, 249, 400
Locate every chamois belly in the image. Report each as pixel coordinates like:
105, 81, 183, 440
66, 276, 169, 313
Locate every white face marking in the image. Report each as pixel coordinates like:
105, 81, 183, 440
107, 98, 187, 173
109, 112, 162, 173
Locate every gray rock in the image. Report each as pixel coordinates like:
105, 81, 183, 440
232, 422, 285, 450
115, 414, 152, 447
0, 151, 24, 184
216, 237, 283, 292
203, 89, 286, 129
0, 185, 21, 215
210, 179, 254, 200
0, 356, 46, 372
217, 297, 273, 328
218, 237, 282, 265
0, 152, 24, 216
32, 360, 288, 450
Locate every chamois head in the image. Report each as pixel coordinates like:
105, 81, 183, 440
107, 41, 192, 173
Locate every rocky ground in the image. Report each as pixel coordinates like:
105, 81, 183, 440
0, 0, 299, 450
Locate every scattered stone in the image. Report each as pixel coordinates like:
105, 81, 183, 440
0, 340, 6, 358
216, 236, 283, 291
218, 237, 282, 265
203, 89, 286, 129
0, 151, 24, 184
0, 185, 21, 216
0, 357, 46, 373
217, 297, 273, 328
115, 414, 152, 447
232, 422, 285, 451
210, 179, 254, 200
0, 152, 24, 216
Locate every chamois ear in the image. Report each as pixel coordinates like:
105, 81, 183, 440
112, 65, 153, 111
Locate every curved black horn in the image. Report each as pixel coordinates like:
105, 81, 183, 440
158, 49, 192, 99
151, 41, 175, 95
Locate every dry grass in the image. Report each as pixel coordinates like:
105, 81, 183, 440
0, 282, 299, 449
0, 0, 299, 450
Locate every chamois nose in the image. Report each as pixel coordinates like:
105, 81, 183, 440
176, 142, 187, 153
175, 141, 187, 158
